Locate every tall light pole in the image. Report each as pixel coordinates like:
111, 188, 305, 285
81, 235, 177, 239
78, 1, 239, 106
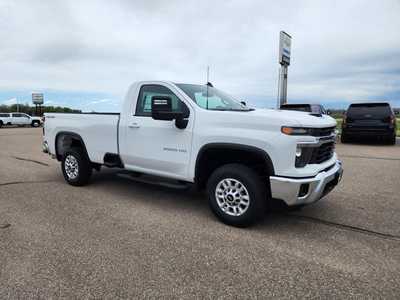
277, 31, 292, 108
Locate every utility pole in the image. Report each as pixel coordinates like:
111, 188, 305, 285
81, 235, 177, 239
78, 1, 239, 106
277, 31, 292, 108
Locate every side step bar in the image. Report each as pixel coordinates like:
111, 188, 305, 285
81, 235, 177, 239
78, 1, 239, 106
117, 171, 192, 190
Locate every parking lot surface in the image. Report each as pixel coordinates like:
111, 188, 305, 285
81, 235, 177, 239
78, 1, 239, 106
1, 128, 400, 298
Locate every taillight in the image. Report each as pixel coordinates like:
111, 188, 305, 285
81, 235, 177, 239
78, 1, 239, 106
383, 116, 395, 124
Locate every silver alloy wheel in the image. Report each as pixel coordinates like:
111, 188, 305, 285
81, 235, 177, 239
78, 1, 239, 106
65, 155, 79, 180
215, 178, 250, 216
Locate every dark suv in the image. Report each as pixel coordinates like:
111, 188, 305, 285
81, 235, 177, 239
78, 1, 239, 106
341, 103, 397, 145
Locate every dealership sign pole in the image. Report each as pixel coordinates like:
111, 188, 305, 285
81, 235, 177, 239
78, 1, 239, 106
32, 93, 44, 116
277, 31, 291, 108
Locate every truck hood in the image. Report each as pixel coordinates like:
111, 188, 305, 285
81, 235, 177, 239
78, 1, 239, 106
249, 108, 337, 128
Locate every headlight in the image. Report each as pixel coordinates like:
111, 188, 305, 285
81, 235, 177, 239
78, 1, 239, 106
281, 126, 311, 135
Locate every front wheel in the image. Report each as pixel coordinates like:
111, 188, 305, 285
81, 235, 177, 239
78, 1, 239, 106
61, 148, 92, 186
340, 132, 349, 143
207, 164, 267, 227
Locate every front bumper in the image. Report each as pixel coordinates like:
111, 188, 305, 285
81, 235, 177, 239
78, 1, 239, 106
343, 127, 395, 137
270, 160, 343, 206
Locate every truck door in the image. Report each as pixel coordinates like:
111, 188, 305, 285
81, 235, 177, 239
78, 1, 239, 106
22, 114, 31, 125
11, 113, 27, 125
120, 84, 193, 180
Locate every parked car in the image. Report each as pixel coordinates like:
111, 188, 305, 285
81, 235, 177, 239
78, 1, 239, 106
341, 102, 397, 145
0, 113, 11, 127
0, 112, 42, 128
43, 81, 343, 227
280, 103, 328, 116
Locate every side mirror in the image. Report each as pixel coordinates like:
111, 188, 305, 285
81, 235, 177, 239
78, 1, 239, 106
326, 109, 331, 115
395, 111, 399, 115
240, 101, 246, 106
151, 96, 175, 121
151, 96, 189, 129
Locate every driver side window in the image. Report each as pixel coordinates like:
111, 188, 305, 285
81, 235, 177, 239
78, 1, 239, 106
135, 85, 188, 117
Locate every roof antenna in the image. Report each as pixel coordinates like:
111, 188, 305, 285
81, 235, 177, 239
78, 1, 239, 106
206, 66, 209, 109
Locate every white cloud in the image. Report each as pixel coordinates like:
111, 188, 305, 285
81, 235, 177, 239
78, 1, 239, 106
0, 0, 399, 106
3, 98, 17, 105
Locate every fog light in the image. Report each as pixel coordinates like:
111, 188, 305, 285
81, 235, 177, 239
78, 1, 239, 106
298, 183, 309, 197
296, 146, 302, 157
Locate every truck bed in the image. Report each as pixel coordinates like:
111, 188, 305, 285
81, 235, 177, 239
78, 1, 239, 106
44, 112, 120, 164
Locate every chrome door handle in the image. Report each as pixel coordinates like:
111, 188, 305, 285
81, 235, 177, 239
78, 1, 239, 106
128, 122, 140, 128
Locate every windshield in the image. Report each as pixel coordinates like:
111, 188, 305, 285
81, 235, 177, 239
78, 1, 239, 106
347, 103, 391, 119
176, 84, 251, 111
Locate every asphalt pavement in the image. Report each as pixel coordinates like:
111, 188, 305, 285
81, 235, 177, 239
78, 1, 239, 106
1, 127, 399, 298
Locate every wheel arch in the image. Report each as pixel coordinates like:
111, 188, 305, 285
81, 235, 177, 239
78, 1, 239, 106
194, 143, 275, 189
55, 131, 90, 162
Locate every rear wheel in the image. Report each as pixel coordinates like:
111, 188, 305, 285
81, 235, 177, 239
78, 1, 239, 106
0, 121, 3, 128
61, 148, 92, 186
31, 121, 40, 127
388, 134, 396, 145
207, 164, 267, 227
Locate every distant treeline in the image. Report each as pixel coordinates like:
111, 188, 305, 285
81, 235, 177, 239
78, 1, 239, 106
327, 109, 346, 119
0, 104, 81, 116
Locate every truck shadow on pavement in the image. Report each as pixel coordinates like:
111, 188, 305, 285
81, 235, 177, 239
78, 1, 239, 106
86, 169, 400, 242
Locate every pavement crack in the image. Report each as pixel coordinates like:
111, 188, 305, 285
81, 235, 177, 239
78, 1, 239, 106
12, 156, 49, 166
0, 223, 11, 229
0, 180, 58, 187
286, 214, 400, 241
340, 155, 400, 161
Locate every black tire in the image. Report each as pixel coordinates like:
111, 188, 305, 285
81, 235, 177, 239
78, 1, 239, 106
61, 148, 92, 186
31, 121, 40, 127
388, 134, 396, 145
0, 121, 3, 128
207, 164, 267, 227
340, 132, 349, 143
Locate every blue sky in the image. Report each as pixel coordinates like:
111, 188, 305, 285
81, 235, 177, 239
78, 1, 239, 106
0, 89, 120, 112
1, 0, 399, 112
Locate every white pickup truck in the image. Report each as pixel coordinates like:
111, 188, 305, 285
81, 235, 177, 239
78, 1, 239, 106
0, 112, 42, 127
43, 81, 343, 227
